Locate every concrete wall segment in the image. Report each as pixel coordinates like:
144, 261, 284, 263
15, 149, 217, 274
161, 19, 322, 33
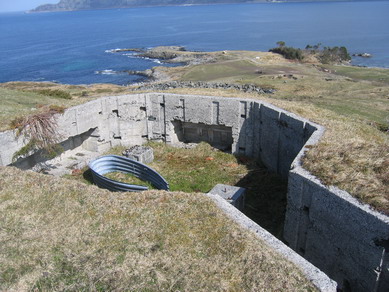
285, 119, 388, 291
278, 112, 305, 177
259, 105, 280, 173
206, 192, 337, 292
251, 102, 262, 158
0, 130, 26, 166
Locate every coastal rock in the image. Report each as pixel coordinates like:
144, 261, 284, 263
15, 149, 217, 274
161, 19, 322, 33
112, 46, 217, 67
125, 69, 154, 78
352, 53, 372, 58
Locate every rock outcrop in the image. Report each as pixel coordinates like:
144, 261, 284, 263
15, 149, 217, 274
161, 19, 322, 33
131, 80, 276, 94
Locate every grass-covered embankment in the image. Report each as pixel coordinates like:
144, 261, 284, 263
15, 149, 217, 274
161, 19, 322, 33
0, 166, 316, 291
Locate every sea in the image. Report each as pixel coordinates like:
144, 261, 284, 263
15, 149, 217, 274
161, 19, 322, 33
0, 1, 388, 85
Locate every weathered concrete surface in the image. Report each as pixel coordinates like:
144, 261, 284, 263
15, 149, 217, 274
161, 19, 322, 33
1, 93, 388, 291
284, 126, 389, 292
206, 192, 337, 292
123, 145, 154, 164
208, 184, 246, 211
0, 93, 312, 179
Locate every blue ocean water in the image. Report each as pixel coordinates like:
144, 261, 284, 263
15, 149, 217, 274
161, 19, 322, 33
0, 1, 388, 85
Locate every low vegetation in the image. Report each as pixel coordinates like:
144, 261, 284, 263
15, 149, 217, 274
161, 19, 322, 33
11, 106, 64, 162
269, 41, 351, 64
1, 47, 388, 215
269, 45, 304, 61
69, 142, 248, 192
0, 166, 316, 291
34, 88, 72, 99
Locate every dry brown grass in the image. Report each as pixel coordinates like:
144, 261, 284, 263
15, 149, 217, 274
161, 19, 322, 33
0, 166, 316, 291
266, 100, 389, 213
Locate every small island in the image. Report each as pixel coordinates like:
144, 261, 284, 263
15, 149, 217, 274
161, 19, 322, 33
32, 0, 267, 12
31, 0, 361, 12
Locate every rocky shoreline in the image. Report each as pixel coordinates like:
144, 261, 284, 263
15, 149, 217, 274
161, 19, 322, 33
113, 46, 218, 68
106, 46, 218, 82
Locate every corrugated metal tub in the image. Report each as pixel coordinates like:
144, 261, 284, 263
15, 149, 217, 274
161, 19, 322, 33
89, 155, 169, 192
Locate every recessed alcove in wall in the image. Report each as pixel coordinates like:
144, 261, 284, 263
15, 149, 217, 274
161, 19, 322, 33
172, 120, 233, 151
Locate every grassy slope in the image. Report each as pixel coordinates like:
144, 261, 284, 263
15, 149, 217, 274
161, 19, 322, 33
0, 166, 316, 291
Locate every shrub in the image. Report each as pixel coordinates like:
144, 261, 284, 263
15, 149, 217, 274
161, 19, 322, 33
319, 46, 351, 64
11, 107, 63, 161
270, 42, 351, 64
269, 46, 304, 61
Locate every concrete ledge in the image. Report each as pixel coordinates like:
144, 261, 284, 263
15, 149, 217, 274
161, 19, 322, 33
208, 184, 246, 211
205, 192, 337, 292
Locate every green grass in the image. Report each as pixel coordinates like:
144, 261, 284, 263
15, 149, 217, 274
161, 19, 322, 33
177, 55, 389, 128
32, 88, 72, 99
130, 143, 284, 235
2, 49, 388, 215
104, 171, 155, 189
150, 50, 389, 214
0, 166, 317, 291
67, 142, 287, 236
105, 142, 248, 193
326, 64, 389, 84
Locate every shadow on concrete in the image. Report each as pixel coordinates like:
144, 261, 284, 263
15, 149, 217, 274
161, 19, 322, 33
234, 102, 288, 239
235, 156, 288, 238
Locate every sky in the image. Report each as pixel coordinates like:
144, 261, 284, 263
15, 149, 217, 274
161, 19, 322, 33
0, 0, 58, 12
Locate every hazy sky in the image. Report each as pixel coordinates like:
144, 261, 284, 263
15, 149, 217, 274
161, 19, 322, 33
0, 0, 58, 12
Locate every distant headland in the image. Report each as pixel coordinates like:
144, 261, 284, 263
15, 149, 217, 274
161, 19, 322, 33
31, 0, 367, 13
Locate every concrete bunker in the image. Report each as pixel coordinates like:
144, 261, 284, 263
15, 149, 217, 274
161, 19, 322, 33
0, 93, 388, 292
